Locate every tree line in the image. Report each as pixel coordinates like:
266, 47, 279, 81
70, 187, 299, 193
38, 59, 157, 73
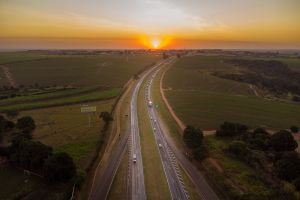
0, 115, 76, 183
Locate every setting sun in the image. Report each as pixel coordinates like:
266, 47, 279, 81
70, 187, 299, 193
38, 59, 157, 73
139, 35, 172, 49
151, 39, 160, 49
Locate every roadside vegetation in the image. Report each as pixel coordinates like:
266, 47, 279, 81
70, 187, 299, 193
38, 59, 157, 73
0, 115, 77, 199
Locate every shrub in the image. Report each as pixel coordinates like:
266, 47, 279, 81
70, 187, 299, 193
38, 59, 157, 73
270, 130, 298, 151
16, 116, 36, 132
183, 126, 203, 149
275, 152, 300, 181
227, 140, 249, 159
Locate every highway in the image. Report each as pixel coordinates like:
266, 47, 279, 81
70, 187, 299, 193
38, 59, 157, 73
89, 57, 218, 200
89, 61, 162, 200
146, 58, 219, 200
145, 59, 189, 200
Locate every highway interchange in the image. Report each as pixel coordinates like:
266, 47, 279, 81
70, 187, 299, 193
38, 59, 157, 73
89, 58, 219, 200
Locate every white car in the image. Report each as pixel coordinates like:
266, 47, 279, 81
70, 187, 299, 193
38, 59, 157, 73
133, 153, 137, 163
158, 144, 163, 148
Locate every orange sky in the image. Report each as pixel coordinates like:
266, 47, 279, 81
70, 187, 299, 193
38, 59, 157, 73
1, 0, 300, 49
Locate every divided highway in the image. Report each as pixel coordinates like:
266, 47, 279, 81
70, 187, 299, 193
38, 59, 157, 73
90, 57, 219, 200
89, 61, 162, 200
145, 59, 189, 200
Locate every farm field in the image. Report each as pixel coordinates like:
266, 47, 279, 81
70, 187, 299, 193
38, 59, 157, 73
1, 54, 159, 87
163, 55, 300, 129
0, 88, 120, 112
20, 99, 114, 170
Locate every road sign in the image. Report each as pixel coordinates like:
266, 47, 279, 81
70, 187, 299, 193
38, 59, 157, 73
81, 106, 97, 113
81, 106, 96, 127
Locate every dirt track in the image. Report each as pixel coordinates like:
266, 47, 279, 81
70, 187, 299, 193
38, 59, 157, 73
1, 65, 17, 87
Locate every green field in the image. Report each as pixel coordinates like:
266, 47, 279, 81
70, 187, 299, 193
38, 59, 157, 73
163, 55, 300, 129
21, 100, 114, 169
0, 88, 120, 112
2, 54, 159, 87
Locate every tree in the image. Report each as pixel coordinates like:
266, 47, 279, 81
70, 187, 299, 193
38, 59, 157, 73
270, 130, 298, 151
99, 112, 113, 124
9, 139, 52, 171
183, 126, 203, 149
44, 152, 76, 182
193, 145, 208, 161
227, 140, 249, 159
290, 126, 299, 134
249, 128, 270, 150
16, 116, 36, 132
275, 152, 300, 181
216, 122, 248, 137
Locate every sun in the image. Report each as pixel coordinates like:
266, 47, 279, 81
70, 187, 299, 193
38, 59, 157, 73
151, 39, 160, 49
139, 35, 172, 49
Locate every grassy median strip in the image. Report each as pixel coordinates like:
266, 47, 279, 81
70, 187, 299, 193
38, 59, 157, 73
107, 150, 129, 200
138, 74, 171, 200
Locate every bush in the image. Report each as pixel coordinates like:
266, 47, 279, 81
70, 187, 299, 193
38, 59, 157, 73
270, 130, 298, 151
227, 140, 249, 159
275, 152, 300, 181
193, 145, 209, 161
183, 126, 203, 149
16, 116, 36, 132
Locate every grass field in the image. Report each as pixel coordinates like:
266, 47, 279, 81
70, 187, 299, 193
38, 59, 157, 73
0, 86, 102, 105
20, 100, 114, 169
0, 88, 120, 112
0, 52, 51, 64
3, 54, 159, 87
0, 167, 42, 200
163, 55, 300, 129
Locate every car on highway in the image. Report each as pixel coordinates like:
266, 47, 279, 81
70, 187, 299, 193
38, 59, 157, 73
133, 153, 137, 163
158, 143, 163, 148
